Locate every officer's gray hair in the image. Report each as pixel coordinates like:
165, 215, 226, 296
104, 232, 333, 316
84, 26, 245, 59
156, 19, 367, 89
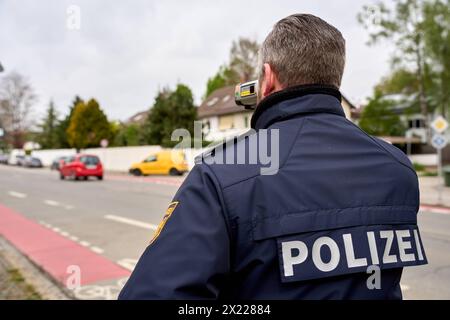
259, 14, 346, 88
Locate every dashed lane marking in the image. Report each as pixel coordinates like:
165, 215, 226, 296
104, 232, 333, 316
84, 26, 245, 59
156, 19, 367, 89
117, 258, 138, 272
90, 246, 104, 254
44, 200, 60, 207
79, 241, 91, 247
8, 191, 27, 198
38, 222, 104, 255
104, 214, 158, 230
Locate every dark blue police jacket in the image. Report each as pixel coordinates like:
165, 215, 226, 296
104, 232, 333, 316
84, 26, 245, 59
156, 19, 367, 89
119, 85, 427, 300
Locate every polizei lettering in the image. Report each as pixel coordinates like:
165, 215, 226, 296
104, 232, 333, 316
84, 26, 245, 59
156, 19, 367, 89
278, 226, 427, 282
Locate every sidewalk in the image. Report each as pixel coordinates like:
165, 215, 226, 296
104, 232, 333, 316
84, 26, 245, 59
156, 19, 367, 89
419, 176, 450, 208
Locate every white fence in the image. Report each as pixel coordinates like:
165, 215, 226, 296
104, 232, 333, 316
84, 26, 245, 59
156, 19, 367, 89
23, 145, 205, 172
409, 154, 438, 166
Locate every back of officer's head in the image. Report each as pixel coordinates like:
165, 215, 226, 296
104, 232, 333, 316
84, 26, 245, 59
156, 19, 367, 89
259, 14, 346, 91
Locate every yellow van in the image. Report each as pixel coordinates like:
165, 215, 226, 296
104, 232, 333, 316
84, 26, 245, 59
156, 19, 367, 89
129, 150, 188, 176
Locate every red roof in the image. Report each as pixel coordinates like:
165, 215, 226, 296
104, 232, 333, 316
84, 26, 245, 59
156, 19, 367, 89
197, 86, 248, 119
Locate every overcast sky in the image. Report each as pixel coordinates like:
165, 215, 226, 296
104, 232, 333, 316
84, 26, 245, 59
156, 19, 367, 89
0, 0, 395, 121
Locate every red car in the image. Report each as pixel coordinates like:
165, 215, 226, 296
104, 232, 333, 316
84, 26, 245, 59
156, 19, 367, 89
60, 154, 103, 180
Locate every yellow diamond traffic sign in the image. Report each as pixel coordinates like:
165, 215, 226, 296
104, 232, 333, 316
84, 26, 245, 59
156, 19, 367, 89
431, 116, 448, 133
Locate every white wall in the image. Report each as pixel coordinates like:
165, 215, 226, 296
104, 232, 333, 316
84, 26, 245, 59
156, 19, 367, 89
409, 154, 437, 166
30, 149, 77, 166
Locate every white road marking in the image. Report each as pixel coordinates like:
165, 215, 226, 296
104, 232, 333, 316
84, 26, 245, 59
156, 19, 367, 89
60, 231, 70, 237
104, 214, 158, 230
39, 221, 49, 227
44, 200, 60, 207
8, 191, 27, 198
401, 284, 410, 291
70, 236, 79, 241
117, 258, 138, 271
52, 227, 61, 232
79, 241, 90, 247
90, 246, 104, 254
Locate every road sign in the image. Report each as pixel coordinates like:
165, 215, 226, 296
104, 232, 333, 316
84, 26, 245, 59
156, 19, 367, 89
431, 133, 448, 150
431, 116, 448, 133
100, 139, 109, 148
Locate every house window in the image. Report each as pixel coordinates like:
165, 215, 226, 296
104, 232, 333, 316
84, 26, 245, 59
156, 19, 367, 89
203, 120, 211, 135
219, 115, 234, 131
408, 119, 425, 129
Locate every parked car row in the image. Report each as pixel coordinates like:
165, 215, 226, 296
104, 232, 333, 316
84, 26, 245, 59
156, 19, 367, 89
0, 153, 43, 168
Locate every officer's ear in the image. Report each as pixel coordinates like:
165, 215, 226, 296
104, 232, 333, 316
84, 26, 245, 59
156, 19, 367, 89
260, 63, 283, 99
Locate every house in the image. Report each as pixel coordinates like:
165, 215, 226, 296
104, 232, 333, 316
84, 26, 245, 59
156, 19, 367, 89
126, 110, 149, 126
197, 86, 253, 142
198, 86, 358, 142
373, 93, 431, 154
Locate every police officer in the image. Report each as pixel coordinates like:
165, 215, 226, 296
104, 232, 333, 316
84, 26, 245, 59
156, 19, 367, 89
119, 14, 427, 300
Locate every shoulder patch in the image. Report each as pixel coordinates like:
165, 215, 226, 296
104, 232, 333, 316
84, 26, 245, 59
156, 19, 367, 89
149, 201, 179, 245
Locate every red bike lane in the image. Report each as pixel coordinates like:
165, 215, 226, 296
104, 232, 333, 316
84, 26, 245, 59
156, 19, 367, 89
0, 203, 130, 287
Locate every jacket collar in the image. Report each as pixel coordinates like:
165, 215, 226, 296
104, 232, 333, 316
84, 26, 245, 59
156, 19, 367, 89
251, 84, 345, 130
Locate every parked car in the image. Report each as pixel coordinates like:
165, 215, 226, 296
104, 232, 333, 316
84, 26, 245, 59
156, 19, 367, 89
0, 153, 9, 164
60, 154, 103, 180
6, 150, 25, 165
24, 156, 43, 168
129, 150, 188, 176
51, 156, 68, 171
15, 155, 26, 166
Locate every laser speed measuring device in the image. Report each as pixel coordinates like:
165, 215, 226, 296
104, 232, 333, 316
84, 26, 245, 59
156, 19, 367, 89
235, 80, 258, 110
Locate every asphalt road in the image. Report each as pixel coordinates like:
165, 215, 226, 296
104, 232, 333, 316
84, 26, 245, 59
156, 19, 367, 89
0, 165, 449, 300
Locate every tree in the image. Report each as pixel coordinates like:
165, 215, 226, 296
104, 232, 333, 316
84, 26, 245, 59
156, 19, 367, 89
38, 100, 59, 149
55, 96, 83, 148
421, 0, 450, 116
143, 84, 197, 147
376, 68, 420, 95
113, 123, 142, 146
229, 37, 260, 82
0, 72, 37, 148
358, 0, 450, 123
204, 37, 259, 98
67, 98, 113, 150
359, 90, 406, 136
